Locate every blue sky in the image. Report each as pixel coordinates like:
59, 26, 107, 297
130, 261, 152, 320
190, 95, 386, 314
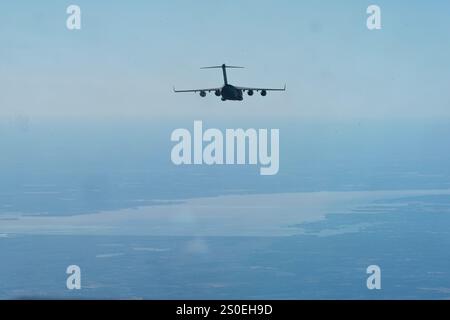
0, 0, 449, 119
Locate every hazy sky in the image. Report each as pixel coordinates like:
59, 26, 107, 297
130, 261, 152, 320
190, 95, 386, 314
1, 0, 449, 120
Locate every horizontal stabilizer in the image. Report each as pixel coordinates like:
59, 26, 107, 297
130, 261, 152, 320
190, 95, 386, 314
201, 65, 244, 69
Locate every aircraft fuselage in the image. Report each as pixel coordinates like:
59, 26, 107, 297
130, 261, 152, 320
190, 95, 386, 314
220, 84, 243, 101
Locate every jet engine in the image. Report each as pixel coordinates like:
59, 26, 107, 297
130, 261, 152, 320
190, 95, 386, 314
261, 90, 267, 96
200, 91, 206, 97
247, 90, 254, 96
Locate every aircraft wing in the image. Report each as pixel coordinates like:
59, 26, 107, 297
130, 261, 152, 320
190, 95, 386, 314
173, 87, 221, 93
235, 84, 286, 92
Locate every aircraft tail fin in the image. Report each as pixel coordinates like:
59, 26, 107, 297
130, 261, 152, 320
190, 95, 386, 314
201, 64, 244, 85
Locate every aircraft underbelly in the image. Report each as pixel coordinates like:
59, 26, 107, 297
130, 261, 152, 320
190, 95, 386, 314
222, 86, 243, 101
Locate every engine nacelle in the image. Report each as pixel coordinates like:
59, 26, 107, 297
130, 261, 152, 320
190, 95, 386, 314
247, 90, 254, 96
200, 91, 206, 97
215, 89, 221, 96
261, 90, 267, 96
